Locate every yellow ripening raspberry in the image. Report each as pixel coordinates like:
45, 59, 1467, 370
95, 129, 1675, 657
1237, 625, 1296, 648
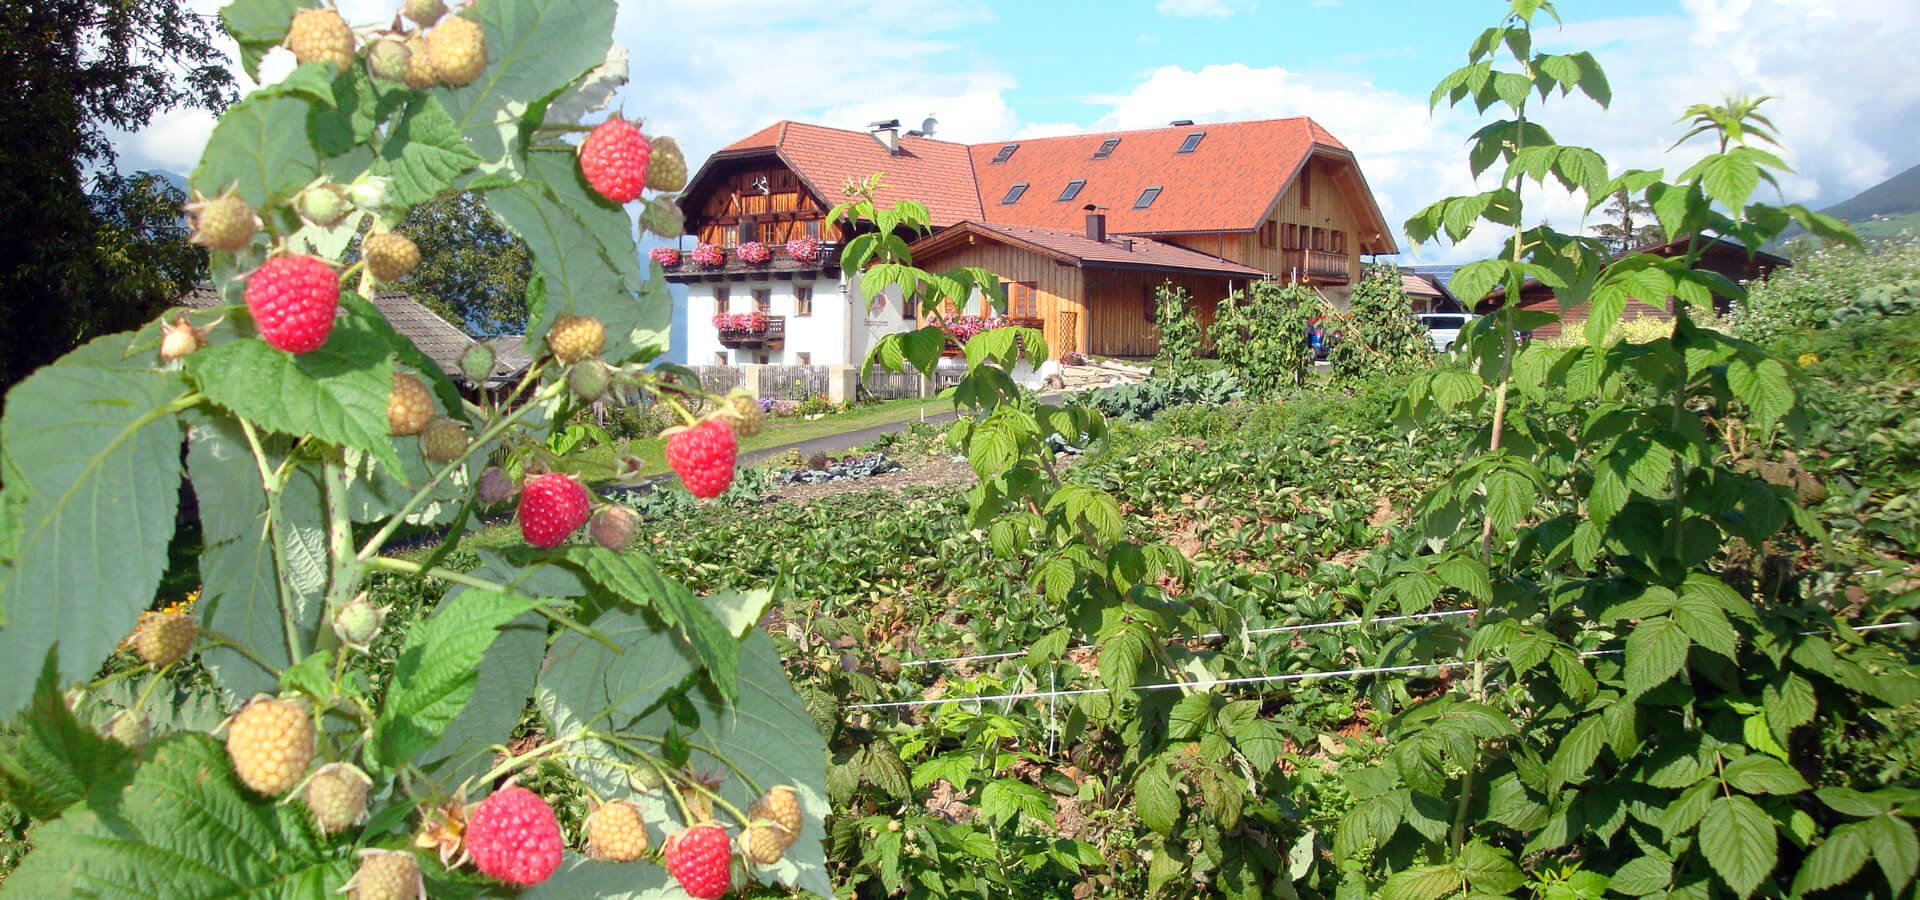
285, 8, 356, 74
423, 15, 485, 87
225, 695, 315, 796
584, 800, 650, 862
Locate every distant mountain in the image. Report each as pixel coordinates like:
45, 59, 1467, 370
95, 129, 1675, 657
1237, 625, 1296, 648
1824, 162, 1920, 221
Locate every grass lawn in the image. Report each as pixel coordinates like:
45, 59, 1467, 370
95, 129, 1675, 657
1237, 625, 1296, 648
575, 395, 953, 478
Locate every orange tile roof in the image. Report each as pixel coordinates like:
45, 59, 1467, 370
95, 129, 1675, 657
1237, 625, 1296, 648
912, 221, 1267, 279
704, 117, 1388, 243
972, 118, 1343, 235
717, 121, 984, 226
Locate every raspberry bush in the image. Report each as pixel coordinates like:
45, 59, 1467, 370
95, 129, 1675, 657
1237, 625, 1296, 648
0, 1, 828, 896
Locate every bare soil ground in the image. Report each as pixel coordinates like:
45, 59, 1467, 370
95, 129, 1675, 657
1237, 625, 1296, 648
763, 455, 977, 506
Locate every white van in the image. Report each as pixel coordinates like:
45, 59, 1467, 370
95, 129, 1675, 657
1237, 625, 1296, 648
1413, 313, 1476, 352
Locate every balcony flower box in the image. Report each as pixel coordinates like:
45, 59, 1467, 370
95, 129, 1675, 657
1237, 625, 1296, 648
738, 241, 771, 265
785, 237, 820, 263
649, 246, 681, 268
691, 243, 725, 268
713, 312, 770, 334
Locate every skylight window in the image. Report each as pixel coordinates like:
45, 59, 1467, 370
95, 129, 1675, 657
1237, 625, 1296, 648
1133, 186, 1162, 210
1178, 131, 1205, 153
1001, 183, 1029, 204
1058, 179, 1085, 202
1093, 138, 1121, 159
990, 143, 1018, 164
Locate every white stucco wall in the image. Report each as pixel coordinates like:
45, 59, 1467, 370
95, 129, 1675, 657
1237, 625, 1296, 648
683, 271, 914, 368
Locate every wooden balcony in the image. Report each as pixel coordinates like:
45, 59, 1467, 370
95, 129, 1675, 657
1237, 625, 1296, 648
718, 316, 785, 349
662, 242, 841, 283
1282, 249, 1352, 284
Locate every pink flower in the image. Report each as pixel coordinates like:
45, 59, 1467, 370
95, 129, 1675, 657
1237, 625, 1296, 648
649, 246, 681, 267
785, 238, 820, 263
738, 241, 771, 265
691, 244, 725, 267
933, 314, 1013, 344
712, 312, 769, 332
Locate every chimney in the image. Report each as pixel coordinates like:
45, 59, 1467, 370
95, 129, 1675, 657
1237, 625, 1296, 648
1085, 211, 1107, 243
868, 119, 901, 155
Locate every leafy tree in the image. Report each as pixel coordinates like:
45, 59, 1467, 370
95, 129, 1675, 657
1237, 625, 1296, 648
1150, 281, 1204, 378
1212, 279, 1319, 393
1327, 264, 1431, 381
1589, 187, 1665, 253
0, 0, 233, 392
390, 190, 534, 335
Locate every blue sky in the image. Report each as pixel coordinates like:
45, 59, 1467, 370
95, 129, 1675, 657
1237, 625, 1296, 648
118, 0, 1920, 353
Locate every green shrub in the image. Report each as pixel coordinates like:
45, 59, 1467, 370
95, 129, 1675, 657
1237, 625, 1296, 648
1213, 279, 1319, 393
1327, 264, 1432, 380
1735, 236, 1920, 343
1083, 369, 1243, 422
1151, 281, 1205, 378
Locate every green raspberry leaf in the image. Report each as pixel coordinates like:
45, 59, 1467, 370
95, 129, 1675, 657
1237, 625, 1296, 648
186, 310, 404, 477
0, 334, 188, 716
372, 94, 485, 210
440, 0, 616, 164
190, 90, 322, 210
368, 589, 546, 773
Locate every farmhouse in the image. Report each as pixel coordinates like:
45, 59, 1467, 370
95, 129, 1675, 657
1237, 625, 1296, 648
1476, 236, 1791, 340
667, 117, 1397, 365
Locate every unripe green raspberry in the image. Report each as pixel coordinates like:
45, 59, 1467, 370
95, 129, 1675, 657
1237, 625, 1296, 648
589, 504, 638, 551
303, 761, 372, 834
331, 593, 387, 652
547, 315, 605, 364
367, 36, 412, 84
363, 232, 420, 283
567, 359, 612, 402
627, 763, 664, 792
296, 182, 352, 227
458, 341, 496, 384
402, 36, 439, 90
419, 416, 469, 462
103, 710, 151, 748
226, 695, 315, 796
348, 174, 393, 212
343, 848, 425, 900
132, 610, 196, 668
743, 824, 786, 865
403, 0, 446, 27
721, 388, 766, 437
186, 188, 261, 252
647, 136, 689, 193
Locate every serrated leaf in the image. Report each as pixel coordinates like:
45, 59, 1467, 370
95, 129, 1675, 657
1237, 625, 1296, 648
0, 653, 137, 821
1550, 713, 1608, 786
1136, 764, 1179, 836
559, 547, 740, 700
219, 0, 307, 80
1379, 864, 1462, 900
1722, 755, 1810, 795
440, 0, 616, 163
1866, 815, 1919, 893
190, 91, 322, 209
372, 94, 485, 209
187, 320, 403, 476
1699, 795, 1777, 898
0, 335, 188, 716
369, 589, 544, 771
1436, 556, 1492, 601
1624, 617, 1690, 697
1610, 855, 1673, 895
1763, 673, 1816, 743
0, 734, 350, 897
1790, 820, 1874, 896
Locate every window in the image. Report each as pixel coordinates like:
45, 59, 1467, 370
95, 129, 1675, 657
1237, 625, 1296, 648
1298, 163, 1312, 208
1133, 186, 1162, 210
1333, 231, 1346, 254
797, 352, 811, 366
805, 218, 820, 239
752, 288, 771, 315
735, 219, 754, 247
1001, 183, 1028, 204
990, 143, 1018, 164
1058, 179, 1085, 202
1259, 220, 1277, 250
1178, 131, 1205, 153
715, 286, 731, 313
795, 286, 813, 317
1008, 282, 1038, 318
714, 352, 728, 366
1093, 138, 1120, 159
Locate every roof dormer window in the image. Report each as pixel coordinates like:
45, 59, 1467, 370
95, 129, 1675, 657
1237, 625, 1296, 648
1133, 186, 1162, 209
1093, 138, 1120, 159
1058, 179, 1085, 202
1001, 183, 1028, 204
990, 143, 1018, 164
1178, 131, 1205, 153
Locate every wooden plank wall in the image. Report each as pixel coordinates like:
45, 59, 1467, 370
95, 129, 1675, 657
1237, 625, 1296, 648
917, 239, 1086, 355
1081, 268, 1236, 357
693, 165, 827, 247
1160, 155, 1369, 286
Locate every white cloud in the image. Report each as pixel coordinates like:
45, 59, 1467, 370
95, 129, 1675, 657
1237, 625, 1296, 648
1155, 0, 1251, 18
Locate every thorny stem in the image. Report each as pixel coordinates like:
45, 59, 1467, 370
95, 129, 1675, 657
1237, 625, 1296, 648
476, 733, 584, 786
362, 555, 619, 651
199, 629, 284, 678
241, 418, 308, 664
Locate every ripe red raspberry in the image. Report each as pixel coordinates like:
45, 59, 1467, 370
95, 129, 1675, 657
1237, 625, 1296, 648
518, 473, 590, 548
285, 7, 356, 74
226, 695, 315, 796
245, 255, 339, 353
387, 372, 435, 436
665, 418, 738, 499
132, 609, 196, 668
423, 15, 486, 87
578, 117, 652, 204
464, 786, 564, 886
343, 848, 425, 900
303, 761, 372, 834
363, 232, 420, 283
547, 314, 605, 364
665, 824, 733, 899
584, 800, 650, 861
588, 504, 638, 551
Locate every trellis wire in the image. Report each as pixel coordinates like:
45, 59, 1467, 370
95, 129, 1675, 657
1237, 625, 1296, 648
850, 620, 1918, 713
897, 609, 1480, 670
